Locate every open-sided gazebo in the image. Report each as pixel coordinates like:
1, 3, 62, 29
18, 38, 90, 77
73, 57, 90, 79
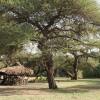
0, 66, 33, 85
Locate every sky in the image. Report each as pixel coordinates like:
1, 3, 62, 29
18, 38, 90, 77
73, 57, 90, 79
96, 0, 100, 4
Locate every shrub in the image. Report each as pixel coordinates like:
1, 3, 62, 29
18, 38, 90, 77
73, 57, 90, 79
82, 66, 95, 78
94, 64, 100, 78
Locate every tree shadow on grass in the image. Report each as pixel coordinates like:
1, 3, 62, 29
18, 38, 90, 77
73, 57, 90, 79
56, 78, 100, 83
45, 82, 100, 94
0, 87, 88, 96
0, 79, 100, 96
0, 87, 48, 96
42, 85, 100, 95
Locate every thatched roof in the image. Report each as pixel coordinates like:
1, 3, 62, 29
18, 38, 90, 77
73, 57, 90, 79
0, 66, 33, 76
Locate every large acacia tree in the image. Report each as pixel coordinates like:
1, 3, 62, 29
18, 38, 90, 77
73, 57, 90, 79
0, 0, 100, 89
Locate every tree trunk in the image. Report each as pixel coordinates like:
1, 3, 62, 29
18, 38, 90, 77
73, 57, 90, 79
46, 67, 57, 89
38, 37, 57, 89
72, 56, 78, 80
42, 52, 58, 89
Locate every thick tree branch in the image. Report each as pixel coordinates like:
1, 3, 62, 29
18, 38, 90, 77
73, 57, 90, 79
45, 9, 62, 29
49, 35, 82, 43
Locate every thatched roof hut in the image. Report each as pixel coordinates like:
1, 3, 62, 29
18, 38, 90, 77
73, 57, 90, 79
0, 65, 33, 76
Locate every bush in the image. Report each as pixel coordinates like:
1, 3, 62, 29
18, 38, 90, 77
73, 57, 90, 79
82, 66, 95, 78
94, 64, 100, 78
82, 63, 100, 78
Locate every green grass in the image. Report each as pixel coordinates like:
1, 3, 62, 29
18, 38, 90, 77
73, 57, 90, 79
0, 78, 100, 100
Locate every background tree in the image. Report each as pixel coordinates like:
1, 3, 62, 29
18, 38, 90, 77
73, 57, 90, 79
0, 17, 33, 66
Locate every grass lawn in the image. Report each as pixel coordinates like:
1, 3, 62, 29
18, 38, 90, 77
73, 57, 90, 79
0, 78, 100, 100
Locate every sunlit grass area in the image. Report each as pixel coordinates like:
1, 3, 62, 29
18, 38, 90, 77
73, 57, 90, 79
0, 78, 100, 100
